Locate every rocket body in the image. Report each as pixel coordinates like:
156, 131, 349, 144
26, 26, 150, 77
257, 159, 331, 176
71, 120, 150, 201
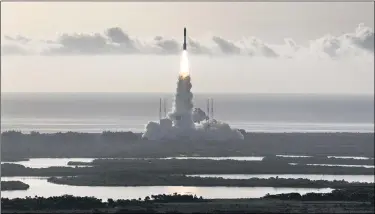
183, 27, 187, 50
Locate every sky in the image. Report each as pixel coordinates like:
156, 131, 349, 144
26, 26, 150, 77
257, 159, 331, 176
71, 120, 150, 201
1, 2, 374, 94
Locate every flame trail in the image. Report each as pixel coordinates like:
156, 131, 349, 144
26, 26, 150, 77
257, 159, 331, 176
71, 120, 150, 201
142, 50, 244, 141
179, 50, 190, 78
169, 50, 194, 129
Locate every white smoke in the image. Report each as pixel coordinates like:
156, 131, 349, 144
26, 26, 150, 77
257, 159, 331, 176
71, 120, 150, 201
142, 51, 244, 141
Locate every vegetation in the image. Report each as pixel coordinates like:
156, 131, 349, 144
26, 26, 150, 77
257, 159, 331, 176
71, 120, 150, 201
142, 193, 203, 203
47, 174, 375, 188
1, 193, 204, 211
2, 191, 374, 213
2, 131, 373, 159
1, 181, 30, 191
67, 154, 375, 167
1, 157, 30, 162
86, 158, 374, 175
263, 187, 374, 202
1, 195, 104, 210
262, 155, 374, 165
2, 157, 374, 177
1, 130, 374, 213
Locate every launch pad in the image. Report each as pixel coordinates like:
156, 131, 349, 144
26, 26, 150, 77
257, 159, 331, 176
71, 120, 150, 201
142, 28, 244, 141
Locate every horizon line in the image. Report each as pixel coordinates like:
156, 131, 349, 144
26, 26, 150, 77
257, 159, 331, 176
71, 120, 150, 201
1, 92, 374, 96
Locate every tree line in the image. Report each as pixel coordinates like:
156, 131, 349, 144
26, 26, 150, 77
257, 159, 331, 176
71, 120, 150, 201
263, 187, 374, 202
1, 193, 204, 211
1, 181, 29, 191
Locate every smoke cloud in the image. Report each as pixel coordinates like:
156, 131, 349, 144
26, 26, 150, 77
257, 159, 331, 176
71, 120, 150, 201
142, 51, 244, 141
2, 24, 373, 58
192, 108, 208, 123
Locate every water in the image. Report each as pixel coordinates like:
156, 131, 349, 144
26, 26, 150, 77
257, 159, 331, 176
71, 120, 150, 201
189, 174, 375, 183
1, 93, 374, 133
276, 155, 311, 158
2, 158, 373, 183
4, 157, 373, 169
305, 163, 375, 168
163, 156, 264, 161
288, 163, 375, 168
0, 177, 333, 200
2, 158, 95, 168
327, 156, 374, 160
1, 157, 264, 168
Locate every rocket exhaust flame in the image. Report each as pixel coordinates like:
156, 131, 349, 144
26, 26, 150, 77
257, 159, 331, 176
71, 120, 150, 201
141, 28, 244, 141
179, 50, 190, 79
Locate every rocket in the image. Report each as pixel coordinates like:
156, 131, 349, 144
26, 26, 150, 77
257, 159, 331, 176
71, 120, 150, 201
183, 27, 187, 50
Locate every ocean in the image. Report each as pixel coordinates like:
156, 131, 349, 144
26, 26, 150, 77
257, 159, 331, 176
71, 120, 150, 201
1, 93, 373, 133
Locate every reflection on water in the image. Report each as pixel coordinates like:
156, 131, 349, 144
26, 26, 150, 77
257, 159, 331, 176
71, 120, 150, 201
306, 163, 375, 168
288, 163, 375, 168
276, 155, 311, 158
1, 177, 333, 200
188, 174, 375, 183
162, 156, 264, 161
2, 158, 94, 168
327, 156, 374, 160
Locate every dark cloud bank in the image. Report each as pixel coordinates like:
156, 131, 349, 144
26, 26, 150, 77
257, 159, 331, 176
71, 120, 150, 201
2, 24, 373, 58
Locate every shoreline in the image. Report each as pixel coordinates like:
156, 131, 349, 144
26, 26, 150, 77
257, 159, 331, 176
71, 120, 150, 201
47, 175, 375, 188
3, 160, 374, 177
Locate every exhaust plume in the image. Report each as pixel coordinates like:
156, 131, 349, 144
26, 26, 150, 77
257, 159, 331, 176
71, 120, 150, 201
142, 50, 244, 141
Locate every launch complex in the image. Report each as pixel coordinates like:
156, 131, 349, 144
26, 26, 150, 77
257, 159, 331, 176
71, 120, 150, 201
142, 28, 243, 141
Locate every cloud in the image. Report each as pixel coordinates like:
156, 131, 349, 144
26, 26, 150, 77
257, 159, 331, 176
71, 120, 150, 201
2, 23, 373, 59
105, 27, 139, 53
4, 35, 31, 44
350, 23, 374, 52
308, 23, 374, 58
43, 33, 111, 55
187, 38, 211, 55
1, 44, 30, 56
284, 38, 299, 51
106, 27, 130, 44
153, 36, 180, 54
243, 37, 279, 58
212, 36, 241, 55
310, 35, 341, 57
2, 35, 33, 56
